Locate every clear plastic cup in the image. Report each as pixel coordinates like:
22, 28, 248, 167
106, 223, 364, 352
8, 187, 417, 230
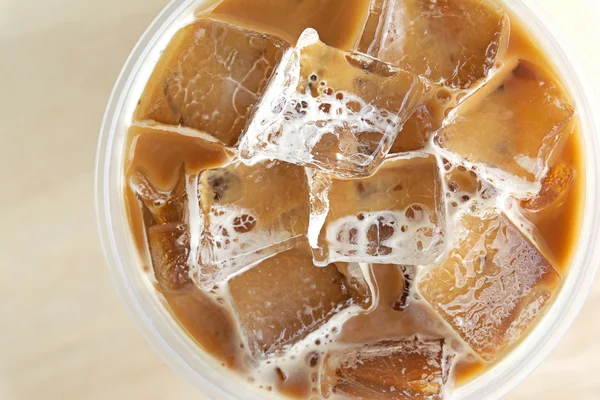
95, 0, 600, 398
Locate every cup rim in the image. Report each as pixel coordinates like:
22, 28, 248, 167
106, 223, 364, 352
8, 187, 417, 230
95, 0, 600, 399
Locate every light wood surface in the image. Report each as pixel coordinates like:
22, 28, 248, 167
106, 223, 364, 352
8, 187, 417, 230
1, 0, 599, 399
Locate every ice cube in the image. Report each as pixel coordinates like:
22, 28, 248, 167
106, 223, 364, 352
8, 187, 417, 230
209, 0, 370, 50
193, 160, 310, 289
321, 337, 450, 399
358, 0, 508, 89
227, 242, 371, 360
134, 19, 289, 146
418, 212, 560, 361
147, 223, 192, 292
130, 171, 187, 225
239, 29, 432, 178
436, 61, 574, 196
521, 163, 574, 211
308, 153, 445, 265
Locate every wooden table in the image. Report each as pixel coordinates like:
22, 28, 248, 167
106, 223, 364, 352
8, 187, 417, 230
1, 0, 599, 398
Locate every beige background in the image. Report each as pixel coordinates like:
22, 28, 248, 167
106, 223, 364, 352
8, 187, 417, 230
1, 0, 599, 399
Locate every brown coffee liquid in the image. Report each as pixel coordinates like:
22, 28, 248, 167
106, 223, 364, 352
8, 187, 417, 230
124, 1, 585, 398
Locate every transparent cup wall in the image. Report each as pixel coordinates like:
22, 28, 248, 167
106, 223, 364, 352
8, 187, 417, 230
95, 0, 600, 399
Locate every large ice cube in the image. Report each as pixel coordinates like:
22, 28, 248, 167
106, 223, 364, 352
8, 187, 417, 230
418, 212, 560, 361
134, 19, 289, 146
147, 223, 192, 292
321, 337, 450, 399
239, 29, 432, 178
308, 153, 445, 265
358, 0, 508, 89
227, 242, 371, 360
193, 160, 310, 289
436, 61, 574, 196
209, 0, 370, 50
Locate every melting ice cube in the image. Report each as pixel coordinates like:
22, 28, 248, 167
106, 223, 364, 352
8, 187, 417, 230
436, 61, 574, 197
134, 18, 289, 146
418, 212, 560, 361
358, 0, 509, 89
193, 160, 310, 289
239, 29, 432, 178
227, 242, 372, 360
308, 153, 445, 266
321, 337, 451, 399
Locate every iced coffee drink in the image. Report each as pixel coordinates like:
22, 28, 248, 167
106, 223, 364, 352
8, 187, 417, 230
123, 0, 583, 398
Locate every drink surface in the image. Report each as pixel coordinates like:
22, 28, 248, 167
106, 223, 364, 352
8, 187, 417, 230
123, 0, 585, 398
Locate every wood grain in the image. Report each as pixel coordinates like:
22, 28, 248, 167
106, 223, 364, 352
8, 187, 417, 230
0, 0, 598, 399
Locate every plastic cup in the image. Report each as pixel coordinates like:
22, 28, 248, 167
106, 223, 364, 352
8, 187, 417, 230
95, 0, 600, 398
